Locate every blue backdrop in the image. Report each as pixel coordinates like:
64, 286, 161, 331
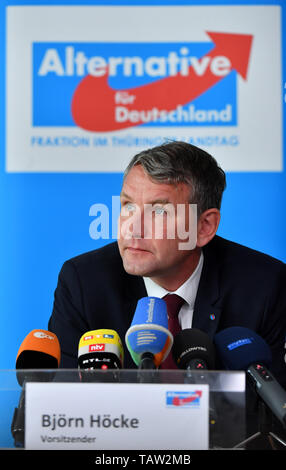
0, 0, 285, 372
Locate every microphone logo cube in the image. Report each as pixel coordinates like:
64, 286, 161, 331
131, 297, 168, 329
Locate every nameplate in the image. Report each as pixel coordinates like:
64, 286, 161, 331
25, 382, 209, 450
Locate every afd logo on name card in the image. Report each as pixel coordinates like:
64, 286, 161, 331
166, 390, 203, 408
32, 33, 253, 132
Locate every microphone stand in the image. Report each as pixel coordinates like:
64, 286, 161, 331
234, 399, 286, 450
139, 352, 156, 370
183, 364, 219, 449
11, 385, 25, 448
138, 352, 159, 383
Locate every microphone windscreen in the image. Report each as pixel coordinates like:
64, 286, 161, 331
172, 328, 216, 369
130, 296, 169, 329
125, 297, 173, 367
78, 329, 124, 369
214, 326, 272, 370
15, 329, 61, 385
16, 329, 61, 369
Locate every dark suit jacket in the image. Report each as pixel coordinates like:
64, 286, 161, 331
48, 235, 286, 387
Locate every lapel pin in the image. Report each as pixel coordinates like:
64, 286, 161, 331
209, 314, 216, 321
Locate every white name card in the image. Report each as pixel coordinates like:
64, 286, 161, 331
25, 382, 209, 450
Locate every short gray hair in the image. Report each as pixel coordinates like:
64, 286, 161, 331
124, 141, 226, 215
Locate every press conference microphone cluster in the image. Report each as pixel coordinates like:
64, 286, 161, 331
125, 297, 173, 369
12, 329, 61, 447
214, 326, 286, 429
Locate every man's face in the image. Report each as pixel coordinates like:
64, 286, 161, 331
117, 164, 198, 287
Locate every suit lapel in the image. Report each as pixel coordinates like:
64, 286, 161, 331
122, 273, 147, 309
192, 237, 222, 340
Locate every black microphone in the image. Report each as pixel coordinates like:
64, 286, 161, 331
11, 329, 61, 447
214, 326, 286, 428
172, 328, 216, 370
172, 328, 219, 448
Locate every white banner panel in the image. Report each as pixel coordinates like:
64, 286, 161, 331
25, 382, 209, 450
6, 5, 282, 172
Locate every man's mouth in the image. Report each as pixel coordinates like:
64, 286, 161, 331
125, 245, 151, 253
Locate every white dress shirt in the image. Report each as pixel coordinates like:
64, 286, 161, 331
143, 252, 204, 329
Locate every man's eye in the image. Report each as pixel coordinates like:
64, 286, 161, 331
154, 206, 166, 215
125, 203, 136, 212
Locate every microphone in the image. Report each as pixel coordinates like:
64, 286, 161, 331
125, 297, 173, 369
15, 329, 61, 385
12, 329, 61, 447
78, 329, 124, 370
214, 326, 286, 428
172, 328, 216, 370
172, 328, 218, 446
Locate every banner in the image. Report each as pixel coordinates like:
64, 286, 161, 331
6, 4, 282, 172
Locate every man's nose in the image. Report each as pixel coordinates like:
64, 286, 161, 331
131, 206, 145, 239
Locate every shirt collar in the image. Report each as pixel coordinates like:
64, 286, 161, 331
143, 251, 204, 309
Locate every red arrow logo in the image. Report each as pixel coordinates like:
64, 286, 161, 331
172, 390, 203, 406
71, 32, 253, 132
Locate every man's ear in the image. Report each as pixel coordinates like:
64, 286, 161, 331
196, 209, 220, 248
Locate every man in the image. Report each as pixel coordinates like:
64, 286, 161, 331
48, 141, 286, 388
